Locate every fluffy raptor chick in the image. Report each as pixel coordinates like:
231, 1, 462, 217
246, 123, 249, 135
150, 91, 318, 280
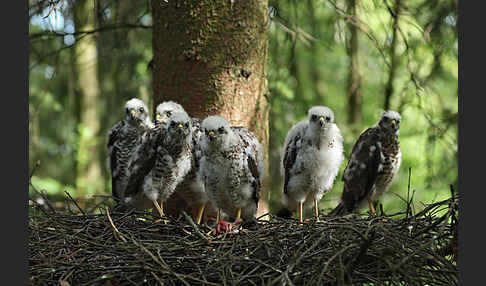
154, 101, 184, 128
143, 110, 194, 217
172, 117, 212, 224
155, 101, 213, 224
124, 101, 213, 224
198, 116, 264, 231
107, 98, 154, 202
281, 106, 344, 222
330, 110, 402, 216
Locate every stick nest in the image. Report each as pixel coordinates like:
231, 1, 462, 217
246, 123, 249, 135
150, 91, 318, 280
29, 195, 458, 286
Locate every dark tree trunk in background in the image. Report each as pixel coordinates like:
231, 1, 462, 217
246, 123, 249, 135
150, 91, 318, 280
73, 0, 103, 197
288, 1, 305, 107
384, 0, 402, 111
308, 0, 325, 103
346, 0, 362, 125
152, 0, 270, 217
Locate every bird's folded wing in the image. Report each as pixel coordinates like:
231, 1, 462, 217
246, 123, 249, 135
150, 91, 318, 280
342, 127, 382, 204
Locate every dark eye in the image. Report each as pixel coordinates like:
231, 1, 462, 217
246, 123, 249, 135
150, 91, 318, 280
205, 129, 209, 135
311, 115, 317, 121
166, 111, 172, 117
170, 121, 176, 127
325, 116, 331, 122
139, 107, 145, 113
185, 122, 189, 128
218, 127, 225, 134
383, 117, 390, 122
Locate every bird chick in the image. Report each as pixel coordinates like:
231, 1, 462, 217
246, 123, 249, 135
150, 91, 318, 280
107, 98, 153, 202
143, 110, 194, 219
198, 115, 264, 233
330, 110, 402, 216
280, 106, 344, 222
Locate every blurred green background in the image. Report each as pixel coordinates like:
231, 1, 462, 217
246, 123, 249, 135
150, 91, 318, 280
29, 0, 457, 215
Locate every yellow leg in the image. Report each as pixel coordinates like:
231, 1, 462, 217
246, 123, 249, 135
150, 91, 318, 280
368, 199, 376, 216
298, 202, 303, 223
207, 209, 221, 236
152, 200, 164, 217
314, 199, 320, 222
152, 199, 167, 224
159, 199, 164, 215
236, 208, 242, 221
196, 203, 206, 224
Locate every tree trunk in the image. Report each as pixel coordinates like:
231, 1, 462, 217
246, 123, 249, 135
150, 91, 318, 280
308, 0, 325, 103
384, 0, 402, 111
346, 0, 362, 125
152, 0, 270, 218
73, 0, 103, 197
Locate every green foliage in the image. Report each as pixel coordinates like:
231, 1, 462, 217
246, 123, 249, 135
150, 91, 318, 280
30, 175, 76, 197
29, 0, 457, 216
29, 1, 153, 196
267, 0, 457, 213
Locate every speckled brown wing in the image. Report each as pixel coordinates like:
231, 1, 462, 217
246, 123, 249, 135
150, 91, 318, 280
282, 130, 303, 195
123, 126, 160, 198
340, 127, 382, 212
107, 121, 125, 200
231, 126, 264, 206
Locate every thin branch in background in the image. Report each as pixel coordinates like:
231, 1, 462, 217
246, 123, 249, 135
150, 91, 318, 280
405, 167, 417, 219
396, 21, 425, 95
29, 160, 41, 181
383, 0, 402, 110
29, 197, 50, 216
64, 190, 86, 215
43, 0, 60, 19
29, 0, 56, 21
28, 160, 57, 214
86, 195, 113, 214
29, 23, 152, 41
29, 22, 152, 71
29, 184, 57, 214
269, 4, 317, 48
326, 0, 391, 70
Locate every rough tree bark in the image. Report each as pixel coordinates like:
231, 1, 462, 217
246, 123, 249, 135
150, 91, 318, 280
152, 0, 270, 218
346, 0, 363, 125
73, 0, 103, 196
384, 0, 402, 111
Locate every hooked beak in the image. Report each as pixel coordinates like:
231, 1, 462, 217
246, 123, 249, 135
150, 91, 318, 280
391, 119, 397, 129
208, 130, 215, 141
129, 109, 136, 120
319, 116, 325, 127
155, 114, 162, 124
176, 123, 184, 134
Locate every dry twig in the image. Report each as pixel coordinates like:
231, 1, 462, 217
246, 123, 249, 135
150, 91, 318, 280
29, 195, 458, 285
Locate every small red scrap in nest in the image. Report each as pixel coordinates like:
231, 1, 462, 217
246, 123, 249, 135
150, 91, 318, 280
214, 220, 242, 235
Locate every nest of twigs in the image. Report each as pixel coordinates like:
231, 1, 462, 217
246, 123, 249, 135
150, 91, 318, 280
29, 191, 458, 286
